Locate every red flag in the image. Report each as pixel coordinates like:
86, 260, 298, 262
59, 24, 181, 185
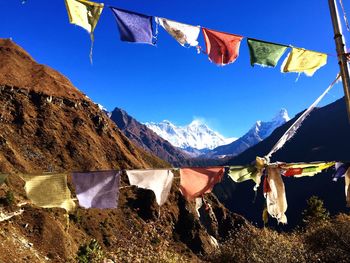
284, 168, 303, 177
202, 28, 243, 65
263, 175, 271, 194
179, 167, 225, 200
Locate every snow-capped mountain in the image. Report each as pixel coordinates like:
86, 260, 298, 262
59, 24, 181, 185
206, 109, 290, 158
145, 119, 236, 151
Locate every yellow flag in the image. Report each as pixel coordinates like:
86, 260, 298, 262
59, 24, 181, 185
22, 173, 76, 212
282, 48, 327, 76
65, 0, 104, 62
65, 0, 104, 34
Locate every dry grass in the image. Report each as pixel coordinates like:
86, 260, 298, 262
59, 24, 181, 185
206, 213, 350, 263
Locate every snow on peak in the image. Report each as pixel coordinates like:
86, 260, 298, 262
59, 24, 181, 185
249, 108, 290, 142
145, 119, 236, 150
272, 108, 290, 123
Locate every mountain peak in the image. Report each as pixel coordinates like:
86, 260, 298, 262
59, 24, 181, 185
189, 119, 205, 127
205, 108, 290, 158
0, 38, 81, 99
145, 119, 235, 151
272, 108, 290, 122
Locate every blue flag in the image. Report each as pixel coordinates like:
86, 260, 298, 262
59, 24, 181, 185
110, 7, 154, 45
333, 162, 350, 181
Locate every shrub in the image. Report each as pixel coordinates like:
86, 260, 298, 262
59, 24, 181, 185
302, 196, 329, 225
206, 225, 307, 263
4, 190, 14, 206
303, 214, 350, 262
76, 239, 104, 263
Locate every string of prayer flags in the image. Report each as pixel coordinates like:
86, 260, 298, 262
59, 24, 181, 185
264, 167, 288, 224
281, 48, 328, 76
247, 38, 288, 67
64, 0, 104, 62
110, 7, 155, 45
202, 28, 243, 65
179, 167, 225, 200
266, 74, 340, 158
72, 170, 121, 209
126, 169, 174, 206
155, 17, 200, 48
333, 162, 350, 181
0, 174, 8, 185
281, 162, 335, 177
22, 173, 76, 212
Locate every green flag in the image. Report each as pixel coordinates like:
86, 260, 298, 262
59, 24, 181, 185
228, 165, 260, 184
247, 38, 288, 67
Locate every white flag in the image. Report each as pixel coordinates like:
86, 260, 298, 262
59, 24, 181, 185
126, 169, 174, 206
155, 17, 200, 47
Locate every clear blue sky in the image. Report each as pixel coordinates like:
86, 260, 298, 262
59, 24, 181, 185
1, 0, 348, 137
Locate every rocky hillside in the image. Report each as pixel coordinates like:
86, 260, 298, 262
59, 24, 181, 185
0, 38, 168, 173
0, 39, 244, 262
110, 108, 190, 167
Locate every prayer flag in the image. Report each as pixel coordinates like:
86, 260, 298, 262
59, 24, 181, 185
126, 169, 174, 206
64, 0, 104, 62
202, 28, 243, 65
283, 168, 303, 177
72, 170, 121, 209
345, 168, 350, 206
179, 167, 224, 200
265, 167, 287, 224
155, 17, 200, 47
247, 38, 288, 67
110, 7, 154, 45
65, 0, 104, 34
266, 75, 340, 158
333, 162, 350, 181
22, 173, 75, 212
228, 165, 261, 184
281, 48, 327, 76
281, 162, 335, 178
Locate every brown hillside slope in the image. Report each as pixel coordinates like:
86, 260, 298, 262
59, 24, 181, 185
0, 39, 168, 173
0, 39, 245, 262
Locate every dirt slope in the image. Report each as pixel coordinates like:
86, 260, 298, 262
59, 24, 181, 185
0, 39, 244, 262
0, 39, 168, 173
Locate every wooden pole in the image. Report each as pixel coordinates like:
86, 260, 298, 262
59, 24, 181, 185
329, 0, 350, 122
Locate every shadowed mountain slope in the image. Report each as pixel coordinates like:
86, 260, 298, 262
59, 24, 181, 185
217, 97, 350, 228
110, 108, 190, 167
226, 97, 350, 165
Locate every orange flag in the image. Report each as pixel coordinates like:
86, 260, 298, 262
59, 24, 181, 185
180, 167, 225, 200
202, 28, 243, 65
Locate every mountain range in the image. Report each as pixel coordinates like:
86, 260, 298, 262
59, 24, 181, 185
206, 109, 290, 158
227, 98, 350, 164
145, 119, 236, 155
145, 109, 289, 159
